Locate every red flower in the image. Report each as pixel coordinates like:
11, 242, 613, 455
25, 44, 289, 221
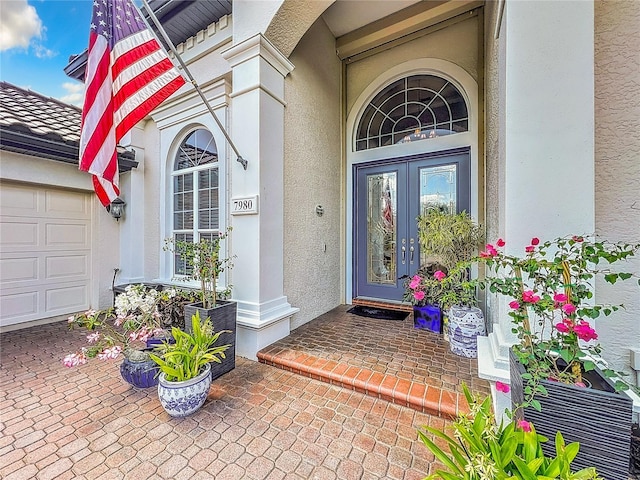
574, 321, 598, 342
433, 270, 446, 281
496, 238, 505, 247
509, 300, 521, 310
525, 245, 535, 253
496, 381, 510, 393
553, 293, 568, 303
522, 290, 540, 304
531, 237, 540, 246
572, 235, 584, 242
562, 303, 577, 315
555, 322, 570, 333
517, 420, 532, 432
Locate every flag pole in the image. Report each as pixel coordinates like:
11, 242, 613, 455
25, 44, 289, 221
140, 0, 248, 170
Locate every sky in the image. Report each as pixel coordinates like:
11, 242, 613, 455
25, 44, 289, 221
1, 0, 100, 107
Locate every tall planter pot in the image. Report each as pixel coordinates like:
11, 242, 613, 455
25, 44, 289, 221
158, 363, 212, 417
184, 300, 236, 381
510, 349, 633, 480
447, 305, 485, 358
120, 349, 159, 388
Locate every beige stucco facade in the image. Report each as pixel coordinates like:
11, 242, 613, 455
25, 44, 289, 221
594, 0, 640, 377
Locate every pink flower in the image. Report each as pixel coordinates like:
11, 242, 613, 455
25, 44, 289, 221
97, 346, 122, 360
509, 300, 521, 310
495, 381, 510, 393
553, 293, 568, 303
413, 291, 425, 302
409, 275, 421, 289
86, 332, 100, 343
517, 420, 532, 432
574, 321, 598, 342
496, 238, 505, 247
67, 315, 76, 323
62, 351, 87, 368
555, 322, 570, 333
574, 381, 587, 388
525, 245, 535, 253
480, 244, 498, 258
522, 290, 540, 304
84, 309, 97, 317
114, 316, 124, 327
562, 303, 577, 315
433, 270, 446, 281
531, 237, 540, 246
572, 235, 584, 242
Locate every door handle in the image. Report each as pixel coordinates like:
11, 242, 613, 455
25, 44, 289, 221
401, 238, 406, 264
409, 238, 415, 264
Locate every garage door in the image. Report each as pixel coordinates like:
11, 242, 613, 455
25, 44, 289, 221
0, 182, 91, 328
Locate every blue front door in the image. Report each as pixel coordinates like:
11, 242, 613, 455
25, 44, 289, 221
354, 149, 470, 302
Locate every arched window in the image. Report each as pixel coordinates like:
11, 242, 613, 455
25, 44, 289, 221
171, 129, 219, 275
355, 75, 468, 151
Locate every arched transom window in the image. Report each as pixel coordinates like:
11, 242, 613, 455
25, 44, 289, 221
355, 75, 468, 151
171, 128, 219, 275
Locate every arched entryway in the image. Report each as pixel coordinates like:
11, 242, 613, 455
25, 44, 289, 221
346, 60, 479, 304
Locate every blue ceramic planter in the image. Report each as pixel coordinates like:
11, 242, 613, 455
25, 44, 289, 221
412, 305, 442, 333
119, 350, 160, 388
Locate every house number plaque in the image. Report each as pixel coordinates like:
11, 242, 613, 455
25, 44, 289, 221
231, 195, 259, 215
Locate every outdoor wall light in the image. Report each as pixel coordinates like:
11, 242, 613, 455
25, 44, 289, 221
107, 197, 126, 221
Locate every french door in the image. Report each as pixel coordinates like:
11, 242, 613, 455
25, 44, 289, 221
353, 149, 470, 301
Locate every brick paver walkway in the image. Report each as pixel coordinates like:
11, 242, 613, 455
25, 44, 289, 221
1, 320, 451, 479
258, 306, 489, 417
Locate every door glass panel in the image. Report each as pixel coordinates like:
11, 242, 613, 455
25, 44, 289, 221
367, 172, 397, 285
419, 164, 457, 215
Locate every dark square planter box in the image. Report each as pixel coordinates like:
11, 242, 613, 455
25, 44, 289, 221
184, 300, 237, 381
510, 349, 633, 479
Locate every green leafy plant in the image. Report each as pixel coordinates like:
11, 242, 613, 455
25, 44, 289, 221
149, 311, 230, 382
419, 384, 602, 479
164, 227, 234, 309
417, 209, 485, 272
477, 235, 640, 407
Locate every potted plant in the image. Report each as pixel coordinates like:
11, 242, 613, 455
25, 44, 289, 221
403, 261, 448, 333
419, 383, 602, 479
149, 311, 230, 417
416, 209, 485, 350
478, 235, 640, 479
164, 227, 236, 380
63, 284, 176, 388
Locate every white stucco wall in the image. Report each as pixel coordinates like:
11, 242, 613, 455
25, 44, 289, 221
284, 18, 342, 330
594, 0, 640, 381
345, 15, 479, 118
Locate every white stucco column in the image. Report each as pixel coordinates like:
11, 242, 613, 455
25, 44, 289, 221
117, 126, 146, 285
222, 34, 299, 359
478, 0, 595, 415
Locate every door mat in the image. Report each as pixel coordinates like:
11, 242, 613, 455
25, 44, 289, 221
347, 305, 409, 321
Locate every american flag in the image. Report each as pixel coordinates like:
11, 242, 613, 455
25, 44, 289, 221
79, 0, 185, 206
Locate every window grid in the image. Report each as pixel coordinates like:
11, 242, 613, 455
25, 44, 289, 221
356, 75, 468, 151
171, 129, 219, 276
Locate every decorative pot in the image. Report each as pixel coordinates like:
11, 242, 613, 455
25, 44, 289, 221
447, 305, 485, 358
184, 301, 237, 381
510, 349, 633, 480
412, 305, 442, 333
120, 349, 159, 388
157, 362, 212, 417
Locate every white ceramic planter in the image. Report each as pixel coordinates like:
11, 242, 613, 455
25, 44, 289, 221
157, 363, 212, 417
447, 305, 485, 358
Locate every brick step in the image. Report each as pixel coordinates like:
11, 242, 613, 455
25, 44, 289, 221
257, 347, 467, 419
